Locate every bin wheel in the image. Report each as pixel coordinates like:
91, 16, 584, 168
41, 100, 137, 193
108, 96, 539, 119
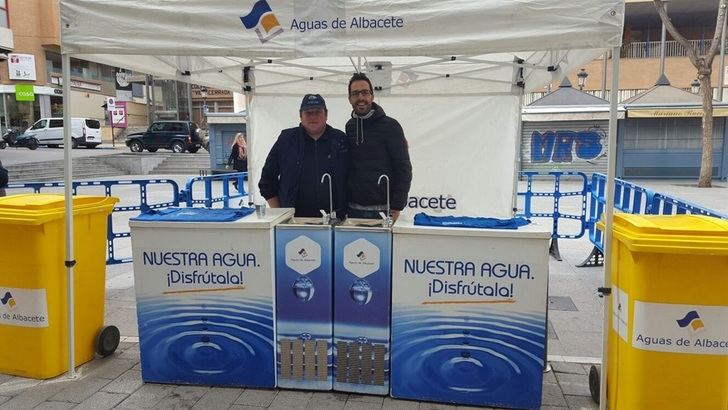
96, 325, 121, 357
589, 364, 601, 404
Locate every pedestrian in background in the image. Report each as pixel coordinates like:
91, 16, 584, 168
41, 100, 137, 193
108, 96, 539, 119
227, 132, 248, 189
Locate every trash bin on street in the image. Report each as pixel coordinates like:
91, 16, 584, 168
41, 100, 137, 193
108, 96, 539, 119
603, 214, 728, 410
0, 194, 119, 379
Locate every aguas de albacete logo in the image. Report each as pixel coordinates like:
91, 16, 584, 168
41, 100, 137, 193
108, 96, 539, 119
240, 0, 284, 43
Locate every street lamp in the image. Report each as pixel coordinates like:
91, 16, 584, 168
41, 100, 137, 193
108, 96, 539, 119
576, 68, 588, 90
691, 79, 700, 94
199, 86, 209, 115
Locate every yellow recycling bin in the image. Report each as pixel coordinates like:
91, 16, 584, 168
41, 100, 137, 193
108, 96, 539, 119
602, 214, 728, 410
0, 194, 119, 379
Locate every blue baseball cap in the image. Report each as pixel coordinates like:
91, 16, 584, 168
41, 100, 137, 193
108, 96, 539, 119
300, 94, 327, 111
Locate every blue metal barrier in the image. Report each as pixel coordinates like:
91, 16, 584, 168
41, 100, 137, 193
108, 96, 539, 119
181, 172, 248, 208
650, 192, 728, 218
6, 178, 180, 265
517, 171, 589, 260
581, 173, 727, 267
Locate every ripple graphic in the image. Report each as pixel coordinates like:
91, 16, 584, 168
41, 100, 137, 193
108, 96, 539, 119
136, 294, 275, 387
391, 305, 545, 408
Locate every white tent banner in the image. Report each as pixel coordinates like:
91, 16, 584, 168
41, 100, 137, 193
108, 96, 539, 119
249, 94, 519, 218
62, 0, 623, 57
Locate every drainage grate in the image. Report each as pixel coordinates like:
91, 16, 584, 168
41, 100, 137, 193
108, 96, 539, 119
548, 296, 578, 312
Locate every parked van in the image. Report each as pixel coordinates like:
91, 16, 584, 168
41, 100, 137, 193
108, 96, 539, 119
24, 118, 102, 148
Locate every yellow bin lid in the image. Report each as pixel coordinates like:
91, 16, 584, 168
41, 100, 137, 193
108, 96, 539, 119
603, 213, 728, 255
0, 194, 119, 225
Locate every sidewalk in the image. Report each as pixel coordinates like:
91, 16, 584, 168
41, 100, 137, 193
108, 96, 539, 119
1, 176, 725, 409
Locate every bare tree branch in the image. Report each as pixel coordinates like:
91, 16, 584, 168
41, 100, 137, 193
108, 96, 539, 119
706, 1, 728, 65
654, 0, 699, 64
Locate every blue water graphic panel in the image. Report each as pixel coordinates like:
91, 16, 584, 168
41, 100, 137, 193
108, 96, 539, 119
333, 228, 392, 395
275, 227, 333, 390
137, 294, 275, 387
391, 305, 545, 409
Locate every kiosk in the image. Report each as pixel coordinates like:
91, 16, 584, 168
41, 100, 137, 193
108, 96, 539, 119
129, 208, 293, 387
390, 218, 550, 409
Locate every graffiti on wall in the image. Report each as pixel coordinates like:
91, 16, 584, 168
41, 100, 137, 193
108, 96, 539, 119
530, 127, 607, 163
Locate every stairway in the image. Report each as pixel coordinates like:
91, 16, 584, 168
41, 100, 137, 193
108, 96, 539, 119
149, 152, 211, 175
6, 156, 129, 183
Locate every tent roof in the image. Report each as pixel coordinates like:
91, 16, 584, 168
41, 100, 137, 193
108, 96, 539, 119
622, 75, 704, 106
528, 77, 609, 106
60, 0, 625, 94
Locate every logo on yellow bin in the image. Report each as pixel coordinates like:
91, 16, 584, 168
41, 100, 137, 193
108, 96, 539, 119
676, 310, 705, 334
1, 291, 16, 310
240, 0, 284, 43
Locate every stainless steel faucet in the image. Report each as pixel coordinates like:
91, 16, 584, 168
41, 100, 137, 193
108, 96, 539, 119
320, 173, 335, 224
377, 174, 392, 228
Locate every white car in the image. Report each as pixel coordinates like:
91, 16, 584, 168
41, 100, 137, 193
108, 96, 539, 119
24, 117, 103, 148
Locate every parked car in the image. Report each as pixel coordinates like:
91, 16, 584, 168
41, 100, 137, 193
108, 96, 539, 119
125, 121, 203, 153
23, 118, 102, 148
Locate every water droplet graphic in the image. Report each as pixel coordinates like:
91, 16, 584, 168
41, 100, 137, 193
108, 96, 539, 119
201, 336, 210, 343
292, 276, 315, 301
461, 351, 471, 358
356, 336, 369, 344
350, 279, 372, 305
299, 333, 312, 340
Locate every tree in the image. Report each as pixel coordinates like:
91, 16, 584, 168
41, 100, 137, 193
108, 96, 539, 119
654, 0, 727, 187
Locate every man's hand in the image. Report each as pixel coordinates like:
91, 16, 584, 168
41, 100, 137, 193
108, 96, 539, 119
390, 210, 400, 222
267, 197, 280, 208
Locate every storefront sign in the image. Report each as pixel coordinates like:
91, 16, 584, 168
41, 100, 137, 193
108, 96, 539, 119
628, 107, 728, 118
110, 101, 128, 128
51, 76, 102, 92
8, 54, 37, 81
15, 85, 35, 102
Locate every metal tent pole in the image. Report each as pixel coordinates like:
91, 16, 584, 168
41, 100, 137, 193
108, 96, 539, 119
62, 52, 77, 379
719, 9, 727, 101
599, 45, 621, 409
243, 66, 254, 206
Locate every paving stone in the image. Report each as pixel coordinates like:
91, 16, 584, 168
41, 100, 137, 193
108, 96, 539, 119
33, 401, 76, 410
348, 394, 385, 404
74, 391, 128, 410
540, 407, 569, 410
307, 391, 348, 409
555, 373, 592, 397
0, 375, 12, 385
565, 394, 599, 409
549, 296, 579, 311
0, 397, 7, 406
101, 369, 143, 394
344, 401, 383, 410
191, 386, 244, 409
234, 388, 278, 407
0, 378, 68, 410
49, 376, 110, 403
268, 390, 312, 409
231, 406, 268, 410
117, 383, 176, 408
541, 383, 568, 407
0, 376, 42, 396
418, 402, 457, 410
552, 362, 588, 375
456, 406, 496, 410
78, 357, 137, 380
543, 368, 558, 384
118, 345, 141, 362
382, 397, 419, 410
155, 384, 209, 409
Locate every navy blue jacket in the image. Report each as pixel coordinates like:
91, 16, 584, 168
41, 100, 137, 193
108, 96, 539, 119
259, 124, 348, 216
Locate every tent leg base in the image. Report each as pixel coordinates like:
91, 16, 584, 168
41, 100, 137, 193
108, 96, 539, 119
577, 246, 603, 267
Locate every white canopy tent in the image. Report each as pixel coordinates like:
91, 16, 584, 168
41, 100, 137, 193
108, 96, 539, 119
59, 1, 624, 406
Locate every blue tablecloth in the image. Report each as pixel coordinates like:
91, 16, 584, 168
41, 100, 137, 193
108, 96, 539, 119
413, 212, 530, 229
132, 207, 255, 222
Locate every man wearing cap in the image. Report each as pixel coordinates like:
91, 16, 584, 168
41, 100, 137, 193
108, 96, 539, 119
346, 72, 412, 221
259, 94, 348, 217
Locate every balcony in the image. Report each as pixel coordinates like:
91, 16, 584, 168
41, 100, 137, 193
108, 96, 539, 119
621, 39, 724, 59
